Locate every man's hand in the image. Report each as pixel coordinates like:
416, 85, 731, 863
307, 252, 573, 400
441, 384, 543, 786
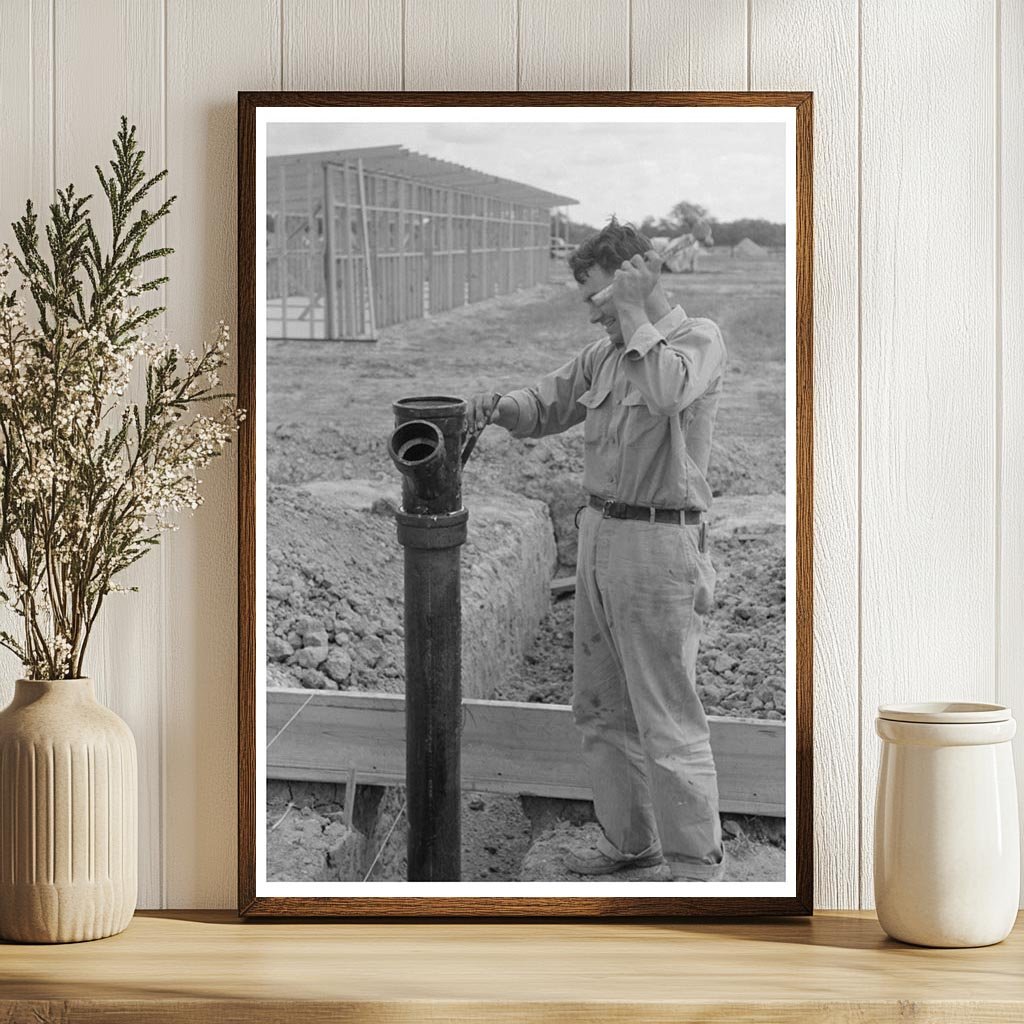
465, 392, 518, 435
611, 250, 662, 311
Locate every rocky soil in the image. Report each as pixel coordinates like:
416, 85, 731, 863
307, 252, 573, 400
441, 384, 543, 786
265, 478, 555, 698
494, 487, 786, 717
268, 780, 786, 883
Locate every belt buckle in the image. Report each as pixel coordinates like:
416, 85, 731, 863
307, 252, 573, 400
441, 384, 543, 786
601, 499, 616, 519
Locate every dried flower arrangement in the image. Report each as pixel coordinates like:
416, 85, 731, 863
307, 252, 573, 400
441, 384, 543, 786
0, 117, 243, 679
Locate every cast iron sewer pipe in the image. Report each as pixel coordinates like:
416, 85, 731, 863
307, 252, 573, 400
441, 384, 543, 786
387, 396, 477, 882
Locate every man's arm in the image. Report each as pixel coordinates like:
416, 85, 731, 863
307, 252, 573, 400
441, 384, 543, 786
610, 254, 726, 416
620, 315, 726, 417
499, 346, 595, 438
466, 343, 598, 440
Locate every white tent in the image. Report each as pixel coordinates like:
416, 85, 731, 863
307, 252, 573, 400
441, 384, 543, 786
733, 237, 768, 258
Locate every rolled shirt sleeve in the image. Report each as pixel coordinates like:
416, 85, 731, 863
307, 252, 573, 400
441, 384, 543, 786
503, 341, 599, 438
623, 316, 727, 417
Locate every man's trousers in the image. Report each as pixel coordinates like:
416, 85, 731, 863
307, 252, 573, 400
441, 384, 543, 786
572, 506, 724, 879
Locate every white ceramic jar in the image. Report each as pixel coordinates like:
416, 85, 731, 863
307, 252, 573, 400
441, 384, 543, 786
874, 702, 1019, 947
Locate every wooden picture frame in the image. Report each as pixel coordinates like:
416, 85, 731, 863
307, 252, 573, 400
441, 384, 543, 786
238, 91, 813, 917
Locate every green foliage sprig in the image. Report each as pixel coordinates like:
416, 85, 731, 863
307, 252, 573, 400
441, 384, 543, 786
0, 116, 243, 679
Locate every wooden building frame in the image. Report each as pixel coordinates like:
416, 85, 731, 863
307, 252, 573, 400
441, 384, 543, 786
266, 145, 577, 341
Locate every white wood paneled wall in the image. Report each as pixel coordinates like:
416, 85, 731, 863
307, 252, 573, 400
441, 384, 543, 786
0, 0, 1018, 911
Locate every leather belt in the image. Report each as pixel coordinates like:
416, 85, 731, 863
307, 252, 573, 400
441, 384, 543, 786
587, 494, 701, 525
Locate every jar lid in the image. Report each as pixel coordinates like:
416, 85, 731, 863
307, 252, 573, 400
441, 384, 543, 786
877, 701, 1011, 724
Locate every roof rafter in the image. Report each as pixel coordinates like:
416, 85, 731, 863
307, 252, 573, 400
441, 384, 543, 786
269, 144, 577, 209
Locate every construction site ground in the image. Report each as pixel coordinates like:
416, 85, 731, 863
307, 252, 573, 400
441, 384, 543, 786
266, 248, 788, 884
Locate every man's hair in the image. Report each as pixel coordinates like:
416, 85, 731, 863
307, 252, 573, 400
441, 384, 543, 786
568, 216, 652, 284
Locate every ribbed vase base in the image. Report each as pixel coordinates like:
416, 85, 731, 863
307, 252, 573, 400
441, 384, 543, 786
0, 880, 135, 943
0, 679, 139, 945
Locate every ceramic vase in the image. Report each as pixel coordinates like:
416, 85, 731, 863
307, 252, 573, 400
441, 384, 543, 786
874, 702, 1019, 948
0, 678, 137, 943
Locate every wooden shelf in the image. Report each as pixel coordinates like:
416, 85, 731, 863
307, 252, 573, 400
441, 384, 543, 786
2, 910, 1022, 1022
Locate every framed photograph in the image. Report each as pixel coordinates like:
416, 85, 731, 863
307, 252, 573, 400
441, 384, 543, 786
238, 91, 812, 917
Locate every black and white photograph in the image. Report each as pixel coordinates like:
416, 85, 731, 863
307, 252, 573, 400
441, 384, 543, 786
242, 96, 810, 914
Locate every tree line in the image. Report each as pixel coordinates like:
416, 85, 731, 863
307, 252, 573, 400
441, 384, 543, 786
553, 200, 785, 252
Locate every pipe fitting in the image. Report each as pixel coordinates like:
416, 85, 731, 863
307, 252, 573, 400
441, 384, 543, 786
389, 397, 468, 515
388, 419, 456, 513
394, 508, 469, 550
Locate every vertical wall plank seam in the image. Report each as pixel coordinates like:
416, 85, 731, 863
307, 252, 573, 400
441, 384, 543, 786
278, 0, 284, 90
855, 0, 864, 909
685, 4, 690, 90
28, 0, 34, 187
995, 0, 1003, 707
627, 0, 633, 90
516, 0, 524, 90
745, 0, 752, 89
401, 0, 406, 90
159, 0, 169, 909
49, 0, 55, 197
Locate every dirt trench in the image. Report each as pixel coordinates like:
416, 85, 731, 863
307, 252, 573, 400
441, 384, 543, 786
267, 779, 786, 883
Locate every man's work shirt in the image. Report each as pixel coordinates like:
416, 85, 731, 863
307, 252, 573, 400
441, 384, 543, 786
503, 305, 726, 511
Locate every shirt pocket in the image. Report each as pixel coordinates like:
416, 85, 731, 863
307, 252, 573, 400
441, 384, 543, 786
621, 388, 666, 448
577, 384, 612, 446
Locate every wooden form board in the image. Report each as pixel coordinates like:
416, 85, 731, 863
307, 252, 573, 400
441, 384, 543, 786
266, 688, 785, 816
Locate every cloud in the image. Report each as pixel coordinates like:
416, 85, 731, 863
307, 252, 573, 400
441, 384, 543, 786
267, 119, 787, 223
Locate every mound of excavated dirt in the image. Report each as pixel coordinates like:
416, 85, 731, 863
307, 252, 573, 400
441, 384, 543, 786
266, 423, 783, 573
519, 818, 785, 882
267, 780, 534, 883
495, 495, 787, 720
700, 522, 786, 719
267, 806, 365, 882
356, 788, 536, 884
267, 480, 556, 698
267, 780, 387, 882
268, 780, 784, 883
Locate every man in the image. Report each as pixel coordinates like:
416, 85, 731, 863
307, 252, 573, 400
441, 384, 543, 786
467, 218, 727, 881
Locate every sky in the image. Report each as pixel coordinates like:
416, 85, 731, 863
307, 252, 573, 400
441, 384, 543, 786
267, 121, 787, 227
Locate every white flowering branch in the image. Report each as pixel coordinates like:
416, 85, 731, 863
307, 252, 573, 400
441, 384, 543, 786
0, 117, 243, 680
